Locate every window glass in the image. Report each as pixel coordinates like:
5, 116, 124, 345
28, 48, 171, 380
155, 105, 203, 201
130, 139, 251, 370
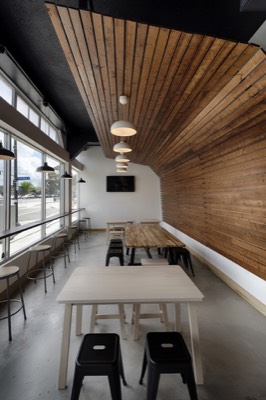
29, 107, 39, 127
72, 169, 78, 210
10, 138, 42, 255
49, 126, 56, 142
71, 169, 78, 222
0, 131, 5, 258
16, 96, 29, 118
40, 117, 49, 135
0, 76, 13, 104
45, 156, 61, 235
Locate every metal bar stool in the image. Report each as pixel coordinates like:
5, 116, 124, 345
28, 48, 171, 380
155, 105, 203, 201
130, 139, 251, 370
51, 232, 70, 268
71, 333, 127, 400
0, 266, 27, 341
26, 244, 55, 293
78, 219, 89, 240
83, 217, 92, 235
67, 225, 80, 253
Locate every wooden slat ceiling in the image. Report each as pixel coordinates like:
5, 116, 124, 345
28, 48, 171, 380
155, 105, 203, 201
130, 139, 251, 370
46, 3, 266, 175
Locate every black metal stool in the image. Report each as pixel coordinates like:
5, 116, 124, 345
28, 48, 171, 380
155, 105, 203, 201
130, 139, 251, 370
173, 247, 195, 276
139, 331, 198, 400
71, 333, 127, 400
0, 266, 27, 341
108, 240, 124, 250
109, 238, 123, 246
105, 248, 124, 266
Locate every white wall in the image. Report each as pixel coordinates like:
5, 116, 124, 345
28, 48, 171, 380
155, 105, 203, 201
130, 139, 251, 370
162, 222, 266, 310
77, 147, 162, 229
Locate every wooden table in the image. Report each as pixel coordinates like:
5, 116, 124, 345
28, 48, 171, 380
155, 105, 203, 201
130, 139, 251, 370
57, 265, 204, 389
125, 223, 185, 264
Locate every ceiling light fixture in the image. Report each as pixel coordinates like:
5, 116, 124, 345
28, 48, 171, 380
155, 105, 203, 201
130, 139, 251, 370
117, 168, 127, 173
115, 153, 130, 162
61, 171, 72, 179
113, 141, 132, 153
119, 95, 128, 105
78, 177, 86, 183
110, 120, 137, 137
36, 161, 55, 173
110, 95, 137, 137
116, 162, 128, 168
0, 141, 15, 160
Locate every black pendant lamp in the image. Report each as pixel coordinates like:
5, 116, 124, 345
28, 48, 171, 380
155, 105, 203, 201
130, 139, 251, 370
78, 177, 86, 183
36, 161, 54, 172
61, 171, 72, 179
0, 141, 15, 160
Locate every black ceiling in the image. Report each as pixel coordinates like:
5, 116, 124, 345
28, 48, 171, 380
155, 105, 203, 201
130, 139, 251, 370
0, 0, 265, 159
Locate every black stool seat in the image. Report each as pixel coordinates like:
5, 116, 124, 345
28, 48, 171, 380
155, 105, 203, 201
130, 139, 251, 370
110, 239, 123, 245
109, 242, 123, 249
106, 248, 124, 266
139, 331, 198, 400
71, 333, 127, 400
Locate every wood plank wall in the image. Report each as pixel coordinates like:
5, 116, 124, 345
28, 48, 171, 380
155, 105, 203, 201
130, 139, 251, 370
47, 4, 266, 281
161, 125, 266, 280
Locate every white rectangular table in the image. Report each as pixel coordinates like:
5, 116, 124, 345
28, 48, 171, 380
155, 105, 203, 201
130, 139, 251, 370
57, 265, 204, 389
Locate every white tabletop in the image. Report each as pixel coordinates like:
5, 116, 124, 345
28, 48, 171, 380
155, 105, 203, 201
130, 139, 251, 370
57, 266, 204, 304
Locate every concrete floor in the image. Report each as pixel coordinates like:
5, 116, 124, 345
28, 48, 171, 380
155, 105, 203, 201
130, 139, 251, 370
0, 231, 265, 400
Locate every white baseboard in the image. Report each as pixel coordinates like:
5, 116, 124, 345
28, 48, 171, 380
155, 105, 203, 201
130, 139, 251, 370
191, 250, 266, 317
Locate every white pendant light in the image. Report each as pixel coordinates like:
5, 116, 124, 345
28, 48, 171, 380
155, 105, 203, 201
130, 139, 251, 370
110, 120, 137, 137
115, 153, 130, 162
113, 141, 132, 153
116, 162, 128, 168
117, 168, 127, 173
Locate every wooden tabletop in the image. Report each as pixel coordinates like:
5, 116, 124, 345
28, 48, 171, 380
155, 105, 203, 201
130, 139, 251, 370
125, 223, 185, 248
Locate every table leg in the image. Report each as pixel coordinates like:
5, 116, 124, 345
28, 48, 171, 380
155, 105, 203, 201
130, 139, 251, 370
129, 248, 135, 265
174, 303, 181, 331
168, 247, 175, 264
106, 224, 110, 243
76, 305, 83, 336
118, 304, 127, 340
145, 248, 152, 258
133, 304, 140, 340
58, 304, 73, 389
187, 303, 204, 385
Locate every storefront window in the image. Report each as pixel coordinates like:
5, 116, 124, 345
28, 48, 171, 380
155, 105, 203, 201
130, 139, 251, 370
45, 156, 61, 235
0, 131, 5, 258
